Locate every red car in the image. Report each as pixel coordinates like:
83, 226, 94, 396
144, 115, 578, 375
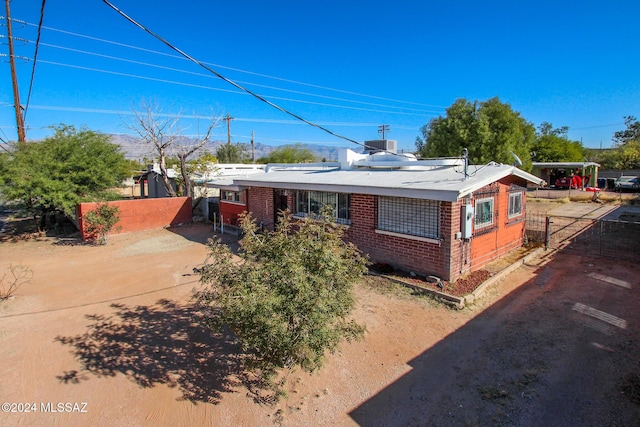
555, 175, 582, 189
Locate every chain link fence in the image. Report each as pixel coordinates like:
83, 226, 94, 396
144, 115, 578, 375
526, 213, 640, 261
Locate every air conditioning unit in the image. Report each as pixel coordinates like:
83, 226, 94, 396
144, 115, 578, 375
364, 139, 397, 154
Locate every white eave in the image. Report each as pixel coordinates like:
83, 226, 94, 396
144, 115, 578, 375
234, 163, 546, 202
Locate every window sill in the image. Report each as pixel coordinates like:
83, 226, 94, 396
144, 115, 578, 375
473, 225, 497, 236
375, 229, 440, 245
506, 216, 525, 225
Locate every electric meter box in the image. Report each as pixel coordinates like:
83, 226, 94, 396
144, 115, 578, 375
461, 204, 474, 239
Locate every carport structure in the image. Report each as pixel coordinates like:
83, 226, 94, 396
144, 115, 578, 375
532, 161, 600, 189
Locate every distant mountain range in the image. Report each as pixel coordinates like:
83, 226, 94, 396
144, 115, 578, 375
108, 134, 348, 163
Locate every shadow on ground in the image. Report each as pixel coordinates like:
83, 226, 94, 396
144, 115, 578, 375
349, 251, 640, 426
166, 223, 241, 254
55, 298, 244, 404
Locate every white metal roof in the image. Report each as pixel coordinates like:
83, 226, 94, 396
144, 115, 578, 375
233, 162, 545, 202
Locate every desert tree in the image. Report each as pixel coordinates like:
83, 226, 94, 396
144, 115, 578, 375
0, 125, 129, 230
196, 208, 367, 396
256, 143, 317, 164
127, 100, 221, 197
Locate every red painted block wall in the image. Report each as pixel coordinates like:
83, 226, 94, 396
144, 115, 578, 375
77, 197, 192, 240
219, 201, 247, 226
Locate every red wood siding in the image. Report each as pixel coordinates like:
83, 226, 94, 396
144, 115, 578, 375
469, 177, 527, 271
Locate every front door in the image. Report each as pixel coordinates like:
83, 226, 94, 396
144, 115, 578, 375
273, 189, 289, 225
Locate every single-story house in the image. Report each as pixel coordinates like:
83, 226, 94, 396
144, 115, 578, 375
532, 162, 600, 189
206, 147, 545, 282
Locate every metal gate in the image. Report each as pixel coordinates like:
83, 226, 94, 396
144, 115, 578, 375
526, 214, 640, 261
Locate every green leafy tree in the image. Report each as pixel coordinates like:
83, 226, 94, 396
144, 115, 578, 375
416, 97, 535, 170
82, 203, 121, 245
531, 122, 584, 162
613, 116, 640, 146
216, 143, 249, 163
197, 209, 367, 393
0, 125, 130, 230
590, 117, 640, 169
257, 143, 317, 164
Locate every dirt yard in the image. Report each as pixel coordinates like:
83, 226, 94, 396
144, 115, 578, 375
1, 213, 639, 426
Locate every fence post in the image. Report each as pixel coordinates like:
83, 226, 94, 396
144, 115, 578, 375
545, 216, 551, 250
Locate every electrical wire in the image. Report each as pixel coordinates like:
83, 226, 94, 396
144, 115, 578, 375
14, 17, 446, 110
32, 41, 439, 114
102, 0, 397, 150
36, 59, 432, 118
23, 0, 46, 121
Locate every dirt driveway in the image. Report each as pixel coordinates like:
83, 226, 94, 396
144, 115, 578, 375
1, 219, 639, 426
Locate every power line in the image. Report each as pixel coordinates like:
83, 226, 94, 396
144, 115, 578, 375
29, 40, 440, 115
36, 59, 434, 117
11, 17, 447, 110
23, 0, 46, 121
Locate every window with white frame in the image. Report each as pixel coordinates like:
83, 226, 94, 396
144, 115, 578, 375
377, 196, 440, 239
220, 190, 245, 204
295, 190, 350, 224
474, 197, 494, 229
508, 191, 523, 218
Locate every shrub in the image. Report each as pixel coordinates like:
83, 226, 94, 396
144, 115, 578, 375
197, 209, 368, 396
83, 203, 121, 245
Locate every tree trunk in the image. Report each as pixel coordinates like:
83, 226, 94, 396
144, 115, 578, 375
179, 154, 191, 198
158, 152, 177, 197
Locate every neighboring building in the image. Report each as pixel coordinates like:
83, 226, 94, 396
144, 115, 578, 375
207, 147, 545, 282
138, 163, 179, 198
532, 162, 600, 189
199, 164, 266, 224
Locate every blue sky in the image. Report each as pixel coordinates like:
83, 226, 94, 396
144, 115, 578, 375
1, 0, 638, 152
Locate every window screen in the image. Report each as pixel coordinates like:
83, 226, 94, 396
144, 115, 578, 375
377, 196, 440, 239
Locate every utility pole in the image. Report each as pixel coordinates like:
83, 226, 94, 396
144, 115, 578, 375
223, 113, 234, 145
378, 124, 390, 139
251, 130, 255, 163
5, 0, 26, 144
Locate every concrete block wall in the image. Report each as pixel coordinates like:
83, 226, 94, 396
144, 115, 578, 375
77, 197, 192, 240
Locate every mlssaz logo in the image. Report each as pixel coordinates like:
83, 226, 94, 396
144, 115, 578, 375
40, 402, 88, 413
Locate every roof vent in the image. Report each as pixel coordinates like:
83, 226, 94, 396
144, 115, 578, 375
364, 139, 397, 155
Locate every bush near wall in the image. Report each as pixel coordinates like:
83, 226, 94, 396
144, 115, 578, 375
77, 197, 192, 240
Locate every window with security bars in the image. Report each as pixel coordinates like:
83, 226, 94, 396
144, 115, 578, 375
377, 196, 440, 239
508, 192, 523, 218
474, 197, 494, 229
295, 190, 350, 224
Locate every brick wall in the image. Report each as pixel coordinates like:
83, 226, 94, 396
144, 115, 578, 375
346, 194, 457, 281
247, 187, 275, 229
243, 181, 530, 282
77, 197, 192, 240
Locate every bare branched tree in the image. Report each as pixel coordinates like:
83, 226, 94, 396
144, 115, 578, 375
127, 100, 220, 197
